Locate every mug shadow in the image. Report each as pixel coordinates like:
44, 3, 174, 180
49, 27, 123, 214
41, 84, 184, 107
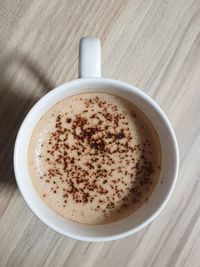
0, 51, 55, 188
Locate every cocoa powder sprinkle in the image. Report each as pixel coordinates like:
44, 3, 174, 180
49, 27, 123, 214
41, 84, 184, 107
36, 94, 160, 217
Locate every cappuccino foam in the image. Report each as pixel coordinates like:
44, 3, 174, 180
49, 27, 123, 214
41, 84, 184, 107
29, 93, 161, 224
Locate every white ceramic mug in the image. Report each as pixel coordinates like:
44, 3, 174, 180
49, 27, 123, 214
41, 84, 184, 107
14, 37, 179, 242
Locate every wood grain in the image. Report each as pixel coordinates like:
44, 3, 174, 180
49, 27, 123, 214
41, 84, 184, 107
0, 0, 200, 266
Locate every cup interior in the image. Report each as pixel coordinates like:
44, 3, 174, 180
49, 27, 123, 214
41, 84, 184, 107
14, 78, 179, 241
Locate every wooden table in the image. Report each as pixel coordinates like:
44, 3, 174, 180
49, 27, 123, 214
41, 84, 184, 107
0, 0, 200, 266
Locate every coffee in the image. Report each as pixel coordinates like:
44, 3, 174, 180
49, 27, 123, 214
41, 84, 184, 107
29, 93, 161, 224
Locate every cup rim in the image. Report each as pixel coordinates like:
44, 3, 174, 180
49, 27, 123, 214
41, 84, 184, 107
14, 78, 179, 242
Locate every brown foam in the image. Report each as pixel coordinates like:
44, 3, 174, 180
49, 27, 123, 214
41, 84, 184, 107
29, 93, 161, 224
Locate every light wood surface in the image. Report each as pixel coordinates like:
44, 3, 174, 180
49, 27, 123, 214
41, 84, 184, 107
0, 0, 200, 266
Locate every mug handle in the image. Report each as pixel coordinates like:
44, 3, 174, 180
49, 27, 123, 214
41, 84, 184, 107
79, 37, 101, 78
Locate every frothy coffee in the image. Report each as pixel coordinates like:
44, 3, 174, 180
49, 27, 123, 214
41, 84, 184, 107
29, 93, 161, 224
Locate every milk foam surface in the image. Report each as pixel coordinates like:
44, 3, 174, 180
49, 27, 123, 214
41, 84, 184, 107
29, 93, 161, 224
